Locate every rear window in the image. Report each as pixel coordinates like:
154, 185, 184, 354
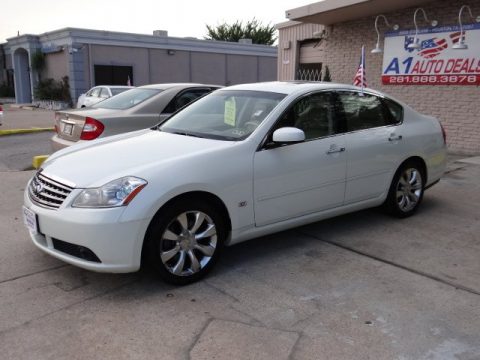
93, 88, 161, 110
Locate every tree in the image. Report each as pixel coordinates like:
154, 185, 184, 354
205, 18, 276, 45
30, 50, 46, 81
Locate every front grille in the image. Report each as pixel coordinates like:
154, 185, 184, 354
52, 238, 101, 263
28, 172, 73, 209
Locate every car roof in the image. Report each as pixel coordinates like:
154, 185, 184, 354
108, 86, 134, 89
91, 85, 133, 89
222, 81, 385, 97
139, 83, 221, 90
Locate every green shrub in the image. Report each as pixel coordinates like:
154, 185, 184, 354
0, 82, 15, 97
34, 76, 71, 104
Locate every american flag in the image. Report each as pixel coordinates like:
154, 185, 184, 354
353, 45, 367, 90
418, 37, 448, 59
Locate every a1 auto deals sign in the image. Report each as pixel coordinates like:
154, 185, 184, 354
382, 24, 480, 85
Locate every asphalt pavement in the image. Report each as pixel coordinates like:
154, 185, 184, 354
0, 132, 53, 171
1, 107, 480, 359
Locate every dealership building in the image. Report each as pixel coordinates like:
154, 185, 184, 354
0, 28, 277, 106
278, 0, 480, 154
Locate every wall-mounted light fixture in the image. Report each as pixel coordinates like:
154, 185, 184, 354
167, 49, 175, 55
371, 15, 399, 54
452, 5, 480, 50
407, 8, 438, 50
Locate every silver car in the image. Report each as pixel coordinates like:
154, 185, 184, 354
52, 83, 220, 151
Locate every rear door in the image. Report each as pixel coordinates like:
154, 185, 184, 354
84, 87, 101, 107
337, 91, 405, 204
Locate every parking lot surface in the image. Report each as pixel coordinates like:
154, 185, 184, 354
1, 152, 479, 359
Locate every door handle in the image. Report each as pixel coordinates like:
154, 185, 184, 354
326, 146, 346, 154
388, 135, 403, 141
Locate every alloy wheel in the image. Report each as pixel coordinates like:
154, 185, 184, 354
395, 168, 423, 213
159, 211, 217, 276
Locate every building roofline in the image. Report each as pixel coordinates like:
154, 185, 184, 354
285, 0, 435, 25
275, 20, 303, 30
5, 27, 277, 57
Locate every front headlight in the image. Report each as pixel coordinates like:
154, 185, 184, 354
72, 176, 147, 208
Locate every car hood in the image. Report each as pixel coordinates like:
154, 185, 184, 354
42, 130, 235, 188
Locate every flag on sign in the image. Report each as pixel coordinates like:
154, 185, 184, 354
353, 45, 367, 91
127, 76, 132, 86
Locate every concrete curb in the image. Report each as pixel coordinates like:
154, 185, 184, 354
32, 155, 49, 169
0, 128, 54, 136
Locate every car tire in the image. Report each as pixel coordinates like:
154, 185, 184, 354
144, 198, 226, 285
384, 160, 425, 218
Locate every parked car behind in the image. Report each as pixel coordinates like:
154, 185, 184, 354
25, 81, 447, 285
52, 83, 220, 150
76, 85, 134, 108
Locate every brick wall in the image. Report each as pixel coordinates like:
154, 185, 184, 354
278, 0, 480, 155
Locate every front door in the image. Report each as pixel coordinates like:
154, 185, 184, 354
253, 91, 347, 226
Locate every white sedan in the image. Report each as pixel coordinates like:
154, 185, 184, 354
76, 85, 133, 108
23, 82, 447, 284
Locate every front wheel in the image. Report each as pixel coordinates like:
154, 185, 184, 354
384, 161, 425, 218
145, 199, 226, 285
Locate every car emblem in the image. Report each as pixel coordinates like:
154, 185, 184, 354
35, 182, 44, 195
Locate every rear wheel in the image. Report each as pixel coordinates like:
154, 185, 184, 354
145, 198, 226, 285
385, 161, 425, 218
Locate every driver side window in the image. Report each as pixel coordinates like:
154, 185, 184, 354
274, 92, 337, 140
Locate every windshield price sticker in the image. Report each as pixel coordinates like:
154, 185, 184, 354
224, 97, 236, 126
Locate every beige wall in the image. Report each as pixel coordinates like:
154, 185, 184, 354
89, 45, 275, 87
91, 45, 150, 85
150, 49, 190, 83
226, 54, 257, 85
44, 51, 68, 80
278, 22, 325, 80
278, 0, 480, 154
258, 56, 277, 82
191, 52, 226, 84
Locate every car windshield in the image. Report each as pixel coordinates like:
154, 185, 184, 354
159, 90, 285, 141
110, 87, 132, 96
93, 88, 161, 110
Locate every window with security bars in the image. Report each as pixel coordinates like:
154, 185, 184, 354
296, 63, 323, 82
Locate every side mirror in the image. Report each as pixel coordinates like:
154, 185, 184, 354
272, 127, 305, 144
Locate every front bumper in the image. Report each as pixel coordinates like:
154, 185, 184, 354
23, 186, 149, 273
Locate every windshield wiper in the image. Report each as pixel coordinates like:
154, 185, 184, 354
168, 130, 202, 138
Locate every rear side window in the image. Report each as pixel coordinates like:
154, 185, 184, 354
337, 92, 397, 132
99, 88, 110, 98
382, 98, 403, 124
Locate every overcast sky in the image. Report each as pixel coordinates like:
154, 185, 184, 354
1, 0, 312, 43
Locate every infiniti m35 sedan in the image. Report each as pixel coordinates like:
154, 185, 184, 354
23, 82, 447, 284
